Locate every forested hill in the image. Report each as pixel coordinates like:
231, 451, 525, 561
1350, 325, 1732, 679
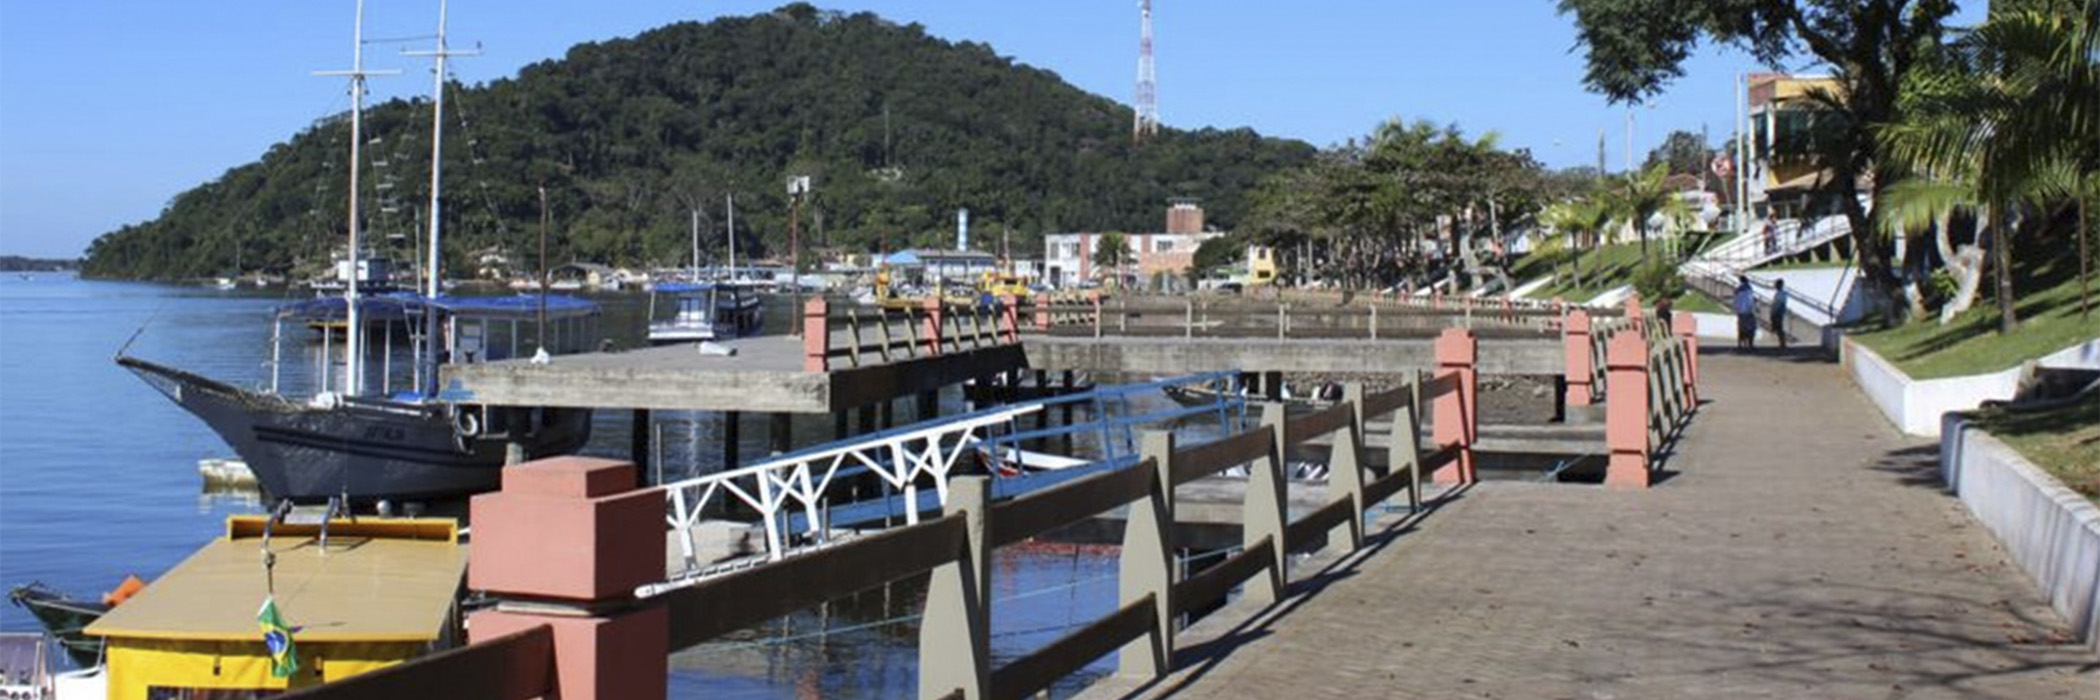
83, 3, 1316, 280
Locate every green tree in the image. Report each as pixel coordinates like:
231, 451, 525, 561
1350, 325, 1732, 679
1643, 130, 1711, 177
1601, 163, 1692, 260
1091, 231, 1131, 287
1557, 0, 1958, 319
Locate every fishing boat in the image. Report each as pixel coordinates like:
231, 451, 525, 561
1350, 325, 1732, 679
647, 197, 762, 344
118, 0, 595, 505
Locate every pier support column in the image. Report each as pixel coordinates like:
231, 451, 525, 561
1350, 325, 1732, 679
917, 391, 940, 423
630, 409, 651, 479
860, 403, 879, 434
1433, 328, 1478, 485
1604, 331, 1651, 489
468, 457, 667, 700
1564, 310, 1595, 406
833, 410, 849, 440
769, 413, 792, 456
723, 411, 741, 470
1262, 371, 1284, 402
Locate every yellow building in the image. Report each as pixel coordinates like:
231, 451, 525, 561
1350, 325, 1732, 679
1749, 73, 1849, 217
85, 517, 466, 699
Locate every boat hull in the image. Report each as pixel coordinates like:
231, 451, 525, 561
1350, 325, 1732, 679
120, 357, 591, 503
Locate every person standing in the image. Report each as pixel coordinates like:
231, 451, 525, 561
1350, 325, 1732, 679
1770, 279, 1791, 350
1733, 276, 1756, 350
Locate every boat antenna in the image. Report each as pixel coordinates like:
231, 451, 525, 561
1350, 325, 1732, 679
314, 0, 398, 396
403, 0, 479, 396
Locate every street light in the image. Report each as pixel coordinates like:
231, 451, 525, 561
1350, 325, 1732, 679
787, 175, 811, 336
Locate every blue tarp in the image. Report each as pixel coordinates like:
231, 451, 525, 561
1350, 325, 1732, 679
884, 251, 922, 266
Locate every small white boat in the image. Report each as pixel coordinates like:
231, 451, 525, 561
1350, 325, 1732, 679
647, 282, 762, 344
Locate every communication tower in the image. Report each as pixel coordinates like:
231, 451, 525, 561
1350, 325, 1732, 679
1133, 0, 1159, 142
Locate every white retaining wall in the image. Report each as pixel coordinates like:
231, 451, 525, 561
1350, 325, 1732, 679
1940, 414, 2100, 653
1844, 337, 2100, 437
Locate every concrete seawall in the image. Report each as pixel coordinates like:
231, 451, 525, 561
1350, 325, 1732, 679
1941, 413, 2100, 654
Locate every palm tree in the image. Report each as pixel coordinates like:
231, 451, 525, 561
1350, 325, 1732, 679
1878, 0, 2099, 332
1601, 162, 1692, 260
1540, 196, 1617, 290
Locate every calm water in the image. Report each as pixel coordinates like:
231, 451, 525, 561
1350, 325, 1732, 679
0, 274, 1119, 697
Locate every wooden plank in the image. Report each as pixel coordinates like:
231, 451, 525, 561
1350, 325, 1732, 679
1284, 498, 1355, 554
989, 462, 1153, 548
990, 595, 1158, 700
1172, 537, 1275, 615
1170, 430, 1272, 486
1361, 385, 1411, 418
274, 625, 552, 700
662, 515, 966, 650
1365, 470, 1410, 507
1284, 404, 1353, 446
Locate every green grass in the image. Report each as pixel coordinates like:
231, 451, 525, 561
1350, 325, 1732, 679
1970, 400, 2100, 504
1851, 265, 2098, 379
1512, 242, 1655, 303
1673, 293, 1728, 314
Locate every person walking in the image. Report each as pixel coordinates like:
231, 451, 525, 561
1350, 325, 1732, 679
1770, 279, 1790, 350
1733, 276, 1757, 350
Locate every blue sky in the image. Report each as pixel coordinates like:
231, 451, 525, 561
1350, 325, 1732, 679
0, 1, 1986, 259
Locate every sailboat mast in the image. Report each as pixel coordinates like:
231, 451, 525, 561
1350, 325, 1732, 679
342, 0, 370, 397
405, 0, 477, 395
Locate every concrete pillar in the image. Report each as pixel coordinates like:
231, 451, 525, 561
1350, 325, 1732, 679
1624, 295, 1644, 334
1433, 328, 1478, 484
1388, 373, 1424, 513
803, 297, 830, 372
467, 457, 667, 700
1564, 310, 1595, 406
1119, 432, 1175, 679
998, 295, 1020, 345
723, 411, 741, 470
1033, 292, 1051, 331
1330, 384, 1369, 551
1605, 331, 1651, 489
1248, 404, 1290, 602
1262, 371, 1284, 402
833, 410, 850, 441
922, 297, 946, 356
919, 476, 991, 699
917, 391, 940, 423
1673, 310, 1700, 405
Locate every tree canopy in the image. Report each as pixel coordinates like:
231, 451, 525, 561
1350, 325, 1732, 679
82, 4, 1314, 280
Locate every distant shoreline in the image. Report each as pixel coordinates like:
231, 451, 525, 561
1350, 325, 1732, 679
0, 255, 82, 272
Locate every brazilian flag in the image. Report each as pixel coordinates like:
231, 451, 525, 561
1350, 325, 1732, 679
257, 596, 300, 678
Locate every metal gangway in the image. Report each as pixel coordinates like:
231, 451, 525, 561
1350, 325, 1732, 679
652, 371, 1248, 590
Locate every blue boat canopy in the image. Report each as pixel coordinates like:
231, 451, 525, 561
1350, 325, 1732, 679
278, 293, 601, 322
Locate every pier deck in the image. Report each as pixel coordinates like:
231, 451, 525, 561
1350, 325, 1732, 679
438, 334, 1025, 414
1075, 351, 2099, 700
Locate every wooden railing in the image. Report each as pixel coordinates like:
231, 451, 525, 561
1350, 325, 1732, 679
277, 329, 1484, 700
804, 296, 1020, 371
1028, 293, 1589, 340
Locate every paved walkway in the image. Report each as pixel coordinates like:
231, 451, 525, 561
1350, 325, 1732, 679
1077, 351, 2098, 699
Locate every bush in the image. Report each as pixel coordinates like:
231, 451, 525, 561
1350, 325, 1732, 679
1632, 259, 1686, 302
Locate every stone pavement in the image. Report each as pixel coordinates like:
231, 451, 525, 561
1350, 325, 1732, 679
1076, 350, 2099, 699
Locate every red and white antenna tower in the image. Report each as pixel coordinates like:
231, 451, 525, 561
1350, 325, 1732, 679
1133, 0, 1159, 143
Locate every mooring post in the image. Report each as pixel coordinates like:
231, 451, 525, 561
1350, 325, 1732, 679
803, 297, 830, 372
468, 457, 667, 700
1564, 309, 1595, 406
1605, 330, 1651, 489
1119, 431, 1176, 679
1673, 310, 1699, 405
1433, 327, 1478, 484
919, 476, 991, 699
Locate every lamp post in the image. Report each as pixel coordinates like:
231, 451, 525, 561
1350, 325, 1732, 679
787, 175, 811, 336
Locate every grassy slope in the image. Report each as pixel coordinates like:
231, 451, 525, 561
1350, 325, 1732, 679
1852, 250, 2098, 379
1971, 400, 2100, 504
1511, 242, 1650, 303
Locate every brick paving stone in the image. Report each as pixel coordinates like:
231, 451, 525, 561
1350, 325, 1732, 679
1074, 351, 2099, 700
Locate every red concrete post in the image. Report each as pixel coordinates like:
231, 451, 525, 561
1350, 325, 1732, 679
1604, 332, 1651, 489
922, 297, 945, 356
1673, 310, 1699, 405
1624, 295, 1644, 334
1033, 292, 1051, 331
468, 457, 668, 700
1432, 291, 1442, 310
1502, 297, 1514, 323
1564, 309, 1594, 406
1433, 327, 1478, 484
802, 297, 830, 372
998, 294, 1020, 344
